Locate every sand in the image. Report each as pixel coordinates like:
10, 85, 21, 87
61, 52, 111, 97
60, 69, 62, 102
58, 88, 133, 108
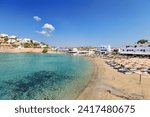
78, 57, 150, 100
0, 48, 66, 54
0, 48, 44, 53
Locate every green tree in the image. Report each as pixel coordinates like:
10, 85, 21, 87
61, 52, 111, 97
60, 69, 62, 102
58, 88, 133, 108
4, 37, 8, 43
41, 42, 46, 45
137, 39, 148, 44
12, 44, 17, 48
33, 43, 40, 48
42, 47, 48, 53
24, 43, 31, 48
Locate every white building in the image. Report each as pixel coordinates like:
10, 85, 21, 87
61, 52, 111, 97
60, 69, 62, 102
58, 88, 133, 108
0, 34, 8, 37
8, 35, 16, 39
57, 47, 69, 52
96, 45, 111, 54
40, 44, 48, 48
68, 48, 95, 56
16, 38, 23, 41
17, 45, 24, 49
120, 43, 150, 55
22, 38, 31, 43
33, 40, 40, 44
68, 48, 78, 55
7, 39, 16, 44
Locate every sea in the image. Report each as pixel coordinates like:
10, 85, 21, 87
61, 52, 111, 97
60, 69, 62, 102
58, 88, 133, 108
0, 53, 93, 100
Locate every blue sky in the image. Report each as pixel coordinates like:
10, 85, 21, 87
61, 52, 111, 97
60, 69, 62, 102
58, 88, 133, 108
0, 0, 150, 47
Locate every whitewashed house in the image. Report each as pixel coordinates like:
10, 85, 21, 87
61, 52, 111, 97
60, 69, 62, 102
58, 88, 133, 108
0, 34, 8, 38
68, 48, 78, 55
8, 35, 16, 39
33, 40, 40, 44
96, 45, 111, 54
40, 44, 48, 48
7, 39, 16, 44
17, 45, 24, 49
120, 43, 150, 55
8, 35, 17, 44
22, 38, 31, 43
57, 47, 69, 52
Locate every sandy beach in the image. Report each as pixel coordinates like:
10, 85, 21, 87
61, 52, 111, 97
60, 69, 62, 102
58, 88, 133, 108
0, 47, 65, 54
78, 57, 150, 100
0, 48, 44, 53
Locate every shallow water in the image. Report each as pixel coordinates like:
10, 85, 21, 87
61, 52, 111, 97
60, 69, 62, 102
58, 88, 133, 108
0, 53, 93, 100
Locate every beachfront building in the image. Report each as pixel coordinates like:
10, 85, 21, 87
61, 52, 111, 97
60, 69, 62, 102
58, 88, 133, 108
57, 47, 69, 52
111, 48, 121, 53
78, 50, 90, 55
119, 43, 150, 56
68, 47, 95, 56
68, 48, 78, 55
96, 45, 111, 54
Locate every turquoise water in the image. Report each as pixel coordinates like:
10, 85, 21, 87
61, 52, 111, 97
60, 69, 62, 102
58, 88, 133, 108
0, 53, 93, 100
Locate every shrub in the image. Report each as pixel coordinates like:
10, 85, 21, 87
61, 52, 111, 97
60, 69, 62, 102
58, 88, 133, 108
42, 47, 48, 53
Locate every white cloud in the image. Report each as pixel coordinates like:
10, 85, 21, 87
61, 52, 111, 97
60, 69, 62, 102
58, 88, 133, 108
33, 16, 42, 21
36, 23, 55, 37
42, 23, 55, 31
36, 30, 51, 37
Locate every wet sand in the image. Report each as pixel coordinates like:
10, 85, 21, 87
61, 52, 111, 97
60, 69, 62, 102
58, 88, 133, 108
78, 57, 150, 100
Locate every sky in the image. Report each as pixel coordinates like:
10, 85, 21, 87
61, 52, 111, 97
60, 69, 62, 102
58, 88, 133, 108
0, 0, 150, 47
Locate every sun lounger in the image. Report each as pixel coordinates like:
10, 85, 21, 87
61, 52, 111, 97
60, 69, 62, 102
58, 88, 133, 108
118, 67, 129, 73
114, 65, 121, 69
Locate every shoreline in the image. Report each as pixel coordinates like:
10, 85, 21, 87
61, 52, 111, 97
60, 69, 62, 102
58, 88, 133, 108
1, 51, 150, 100
77, 57, 150, 100
0, 48, 43, 53
74, 56, 98, 99
0, 48, 65, 54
